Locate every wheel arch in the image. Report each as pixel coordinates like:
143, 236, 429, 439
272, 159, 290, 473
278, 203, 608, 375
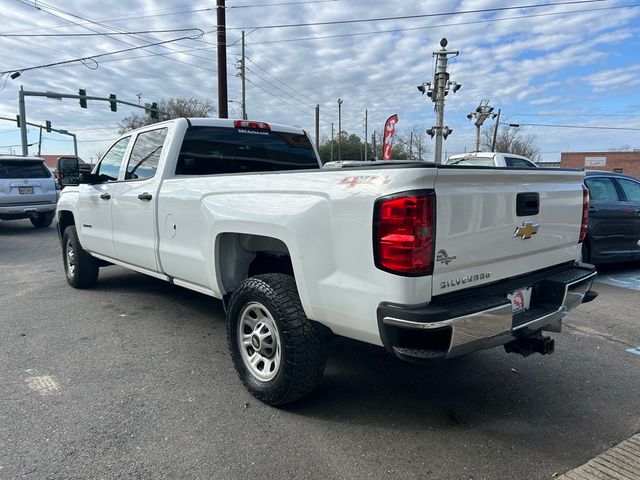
217, 232, 296, 305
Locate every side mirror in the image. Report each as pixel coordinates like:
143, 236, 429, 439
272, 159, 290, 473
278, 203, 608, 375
57, 157, 80, 186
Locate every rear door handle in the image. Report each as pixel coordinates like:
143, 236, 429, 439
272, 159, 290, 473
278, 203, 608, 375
137, 192, 152, 201
100, 192, 111, 200
588, 207, 598, 213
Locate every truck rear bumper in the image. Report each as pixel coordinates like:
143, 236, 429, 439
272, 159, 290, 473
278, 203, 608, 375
377, 263, 597, 363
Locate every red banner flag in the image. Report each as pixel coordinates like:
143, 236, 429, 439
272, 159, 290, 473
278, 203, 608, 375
382, 114, 399, 160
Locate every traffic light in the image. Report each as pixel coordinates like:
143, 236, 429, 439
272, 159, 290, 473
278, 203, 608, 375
109, 93, 117, 112
16, 115, 20, 127
46, 120, 52, 133
150, 102, 158, 119
79, 89, 87, 108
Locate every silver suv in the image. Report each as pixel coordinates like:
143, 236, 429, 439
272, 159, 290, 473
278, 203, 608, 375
0, 155, 59, 228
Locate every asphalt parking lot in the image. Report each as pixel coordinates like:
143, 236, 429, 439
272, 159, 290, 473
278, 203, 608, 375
1, 219, 639, 480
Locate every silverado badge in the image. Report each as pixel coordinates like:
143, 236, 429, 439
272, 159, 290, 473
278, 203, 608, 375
514, 221, 539, 240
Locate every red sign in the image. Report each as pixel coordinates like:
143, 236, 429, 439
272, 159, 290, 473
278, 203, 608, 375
382, 114, 398, 160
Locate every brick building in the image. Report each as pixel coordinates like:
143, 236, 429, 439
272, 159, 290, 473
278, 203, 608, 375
560, 151, 640, 178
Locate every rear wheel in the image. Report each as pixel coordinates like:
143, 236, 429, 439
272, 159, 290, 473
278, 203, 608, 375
30, 211, 54, 228
62, 226, 99, 288
227, 273, 327, 406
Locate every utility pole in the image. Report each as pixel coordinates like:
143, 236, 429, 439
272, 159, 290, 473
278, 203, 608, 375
216, 0, 228, 118
418, 38, 460, 164
38, 126, 43, 156
337, 98, 343, 161
364, 109, 368, 162
491, 108, 501, 152
315, 104, 320, 152
467, 100, 497, 152
241, 30, 247, 120
409, 132, 413, 160
19, 86, 28, 155
372, 132, 377, 160
330, 122, 334, 161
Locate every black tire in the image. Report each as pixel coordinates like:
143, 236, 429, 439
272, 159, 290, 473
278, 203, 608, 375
227, 273, 327, 406
62, 225, 99, 288
30, 211, 54, 228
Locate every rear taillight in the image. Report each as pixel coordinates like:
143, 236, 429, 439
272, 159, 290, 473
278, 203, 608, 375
374, 191, 435, 276
234, 120, 271, 130
579, 185, 589, 243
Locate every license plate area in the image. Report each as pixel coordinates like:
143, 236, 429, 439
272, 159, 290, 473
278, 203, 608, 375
507, 287, 532, 314
18, 186, 34, 194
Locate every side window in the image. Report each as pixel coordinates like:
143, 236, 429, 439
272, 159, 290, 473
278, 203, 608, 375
96, 136, 131, 181
584, 177, 620, 201
617, 178, 640, 202
449, 157, 494, 166
505, 157, 535, 168
125, 128, 168, 181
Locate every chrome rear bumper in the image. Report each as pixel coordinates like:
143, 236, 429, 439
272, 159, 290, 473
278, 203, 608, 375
377, 263, 597, 363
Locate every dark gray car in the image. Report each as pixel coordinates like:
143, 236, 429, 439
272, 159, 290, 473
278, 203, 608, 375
583, 170, 640, 264
0, 155, 58, 228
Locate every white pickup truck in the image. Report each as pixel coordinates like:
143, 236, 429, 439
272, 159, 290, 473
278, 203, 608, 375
56, 118, 597, 405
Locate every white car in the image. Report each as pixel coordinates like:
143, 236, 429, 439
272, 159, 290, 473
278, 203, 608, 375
446, 152, 538, 168
55, 118, 596, 405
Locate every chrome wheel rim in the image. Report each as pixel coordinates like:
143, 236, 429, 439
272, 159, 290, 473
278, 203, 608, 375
65, 242, 76, 279
238, 302, 281, 382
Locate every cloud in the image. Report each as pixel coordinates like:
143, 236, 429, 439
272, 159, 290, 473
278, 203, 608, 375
0, 0, 639, 161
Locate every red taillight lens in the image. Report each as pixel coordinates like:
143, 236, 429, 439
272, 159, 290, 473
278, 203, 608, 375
234, 120, 271, 130
579, 185, 589, 243
374, 192, 435, 275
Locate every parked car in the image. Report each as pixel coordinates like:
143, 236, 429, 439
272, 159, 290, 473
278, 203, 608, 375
583, 170, 640, 264
446, 152, 538, 167
0, 155, 59, 228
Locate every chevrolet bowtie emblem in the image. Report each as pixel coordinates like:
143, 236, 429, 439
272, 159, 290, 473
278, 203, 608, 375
514, 221, 539, 240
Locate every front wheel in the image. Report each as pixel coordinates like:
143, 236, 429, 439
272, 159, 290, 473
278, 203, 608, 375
30, 211, 54, 228
227, 274, 327, 406
62, 225, 99, 288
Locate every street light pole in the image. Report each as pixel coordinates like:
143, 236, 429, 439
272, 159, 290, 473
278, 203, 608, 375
337, 98, 343, 161
19, 87, 28, 155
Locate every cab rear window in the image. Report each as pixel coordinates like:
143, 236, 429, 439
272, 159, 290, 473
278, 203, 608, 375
176, 126, 320, 175
0, 160, 51, 179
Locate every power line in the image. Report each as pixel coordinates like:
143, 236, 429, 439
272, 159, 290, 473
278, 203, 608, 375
508, 113, 640, 117
13, 0, 218, 75
217, 0, 610, 31
244, 46, 318, 105
239, 3, 637, 44
0, 32, 203, 75
0, 28, 202, 38
3, 3, 213, 33
508, 122, 640, 131
228, 0, 339, 8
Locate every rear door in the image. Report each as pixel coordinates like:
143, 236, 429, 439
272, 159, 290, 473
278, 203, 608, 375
584, 175, 636, 258
614, 177, 640, 253
112, 127, 168, 272
432, 168, 584, 296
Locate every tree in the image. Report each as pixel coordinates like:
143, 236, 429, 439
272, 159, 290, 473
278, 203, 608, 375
118, 96, 216, 134
481, 125, 541, 162
318, 130, 409, 163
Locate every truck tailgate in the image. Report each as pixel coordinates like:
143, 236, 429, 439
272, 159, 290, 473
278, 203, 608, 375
432, 167, 585, 297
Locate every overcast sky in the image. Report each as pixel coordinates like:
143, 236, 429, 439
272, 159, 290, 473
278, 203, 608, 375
1, 0, 639, 163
